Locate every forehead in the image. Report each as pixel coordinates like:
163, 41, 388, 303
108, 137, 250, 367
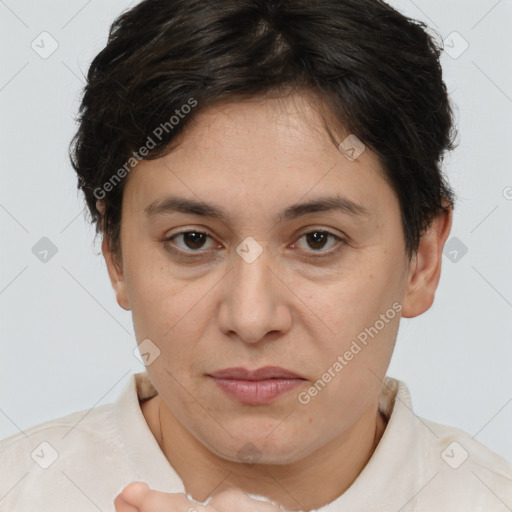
122, 94, 398, 226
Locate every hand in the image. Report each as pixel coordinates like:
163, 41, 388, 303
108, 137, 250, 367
114, 481, 284, 512
114, 482, 202, 512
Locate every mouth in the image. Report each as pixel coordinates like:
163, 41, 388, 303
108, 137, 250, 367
207, 366, 307, 405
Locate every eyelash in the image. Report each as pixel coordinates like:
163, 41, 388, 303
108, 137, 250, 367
162, 229, 346, 262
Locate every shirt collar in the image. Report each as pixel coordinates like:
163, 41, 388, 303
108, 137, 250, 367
114, 372, 184, 492
316, 377, 428, 511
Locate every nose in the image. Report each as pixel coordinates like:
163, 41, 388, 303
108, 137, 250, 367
217, 241, 292, 345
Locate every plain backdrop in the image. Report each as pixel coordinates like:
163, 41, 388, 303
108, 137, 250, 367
0, 0, 511, 464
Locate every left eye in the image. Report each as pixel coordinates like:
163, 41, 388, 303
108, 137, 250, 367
294, 231, 341, 252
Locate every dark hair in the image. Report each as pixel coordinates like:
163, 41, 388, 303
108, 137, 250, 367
70, 0, 457, 262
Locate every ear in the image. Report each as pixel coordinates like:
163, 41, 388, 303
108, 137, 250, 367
401, 205, 453, 318
97, 201, 131, 311
102, 236, 131, 311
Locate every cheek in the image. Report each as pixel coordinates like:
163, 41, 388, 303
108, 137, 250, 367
126, 267, 218, 376
297, 254, 403, 381
296, 316, 398, 427
304, 264, 400, 340
124, 260, 189, 344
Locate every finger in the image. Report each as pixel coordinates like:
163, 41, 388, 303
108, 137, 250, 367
117, 482, 150, 510
209, 488, 282, 512
114, 491, 141, 512
122, 484, 198, 512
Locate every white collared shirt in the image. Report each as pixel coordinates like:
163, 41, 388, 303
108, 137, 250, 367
1, 372, 511, 511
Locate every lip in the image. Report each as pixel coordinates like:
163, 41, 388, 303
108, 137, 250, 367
207, 366, 307, 405
208, 366, 306, 380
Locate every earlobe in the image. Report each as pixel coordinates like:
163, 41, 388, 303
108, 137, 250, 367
96, 200, 131, 311
101, 234, 131, 312
401, 206, 453, 318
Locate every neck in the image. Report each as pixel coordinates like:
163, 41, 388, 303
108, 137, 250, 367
142, 396, 387, 511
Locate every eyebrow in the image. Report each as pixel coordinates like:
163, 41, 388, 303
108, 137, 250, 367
144, 194, 370, 223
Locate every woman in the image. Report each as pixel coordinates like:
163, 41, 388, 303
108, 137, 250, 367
2, 1, 511, 510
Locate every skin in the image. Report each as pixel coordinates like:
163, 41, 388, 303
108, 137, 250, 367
102, 92, 452, 512
114, 482, 283, 512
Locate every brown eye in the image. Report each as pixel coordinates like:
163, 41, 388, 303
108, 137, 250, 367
290, 230, 347, 262
164, 230, 216, 253
296, 231, 341, 252
180, 231, 208, 250
305, 231, 330, 250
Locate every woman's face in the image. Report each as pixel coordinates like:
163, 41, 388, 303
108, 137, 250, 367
106, 93, 416, 464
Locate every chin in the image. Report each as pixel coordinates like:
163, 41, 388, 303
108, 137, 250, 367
204, 434, 310, 466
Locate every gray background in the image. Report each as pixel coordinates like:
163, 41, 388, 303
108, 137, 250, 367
1, 0, 511, 464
